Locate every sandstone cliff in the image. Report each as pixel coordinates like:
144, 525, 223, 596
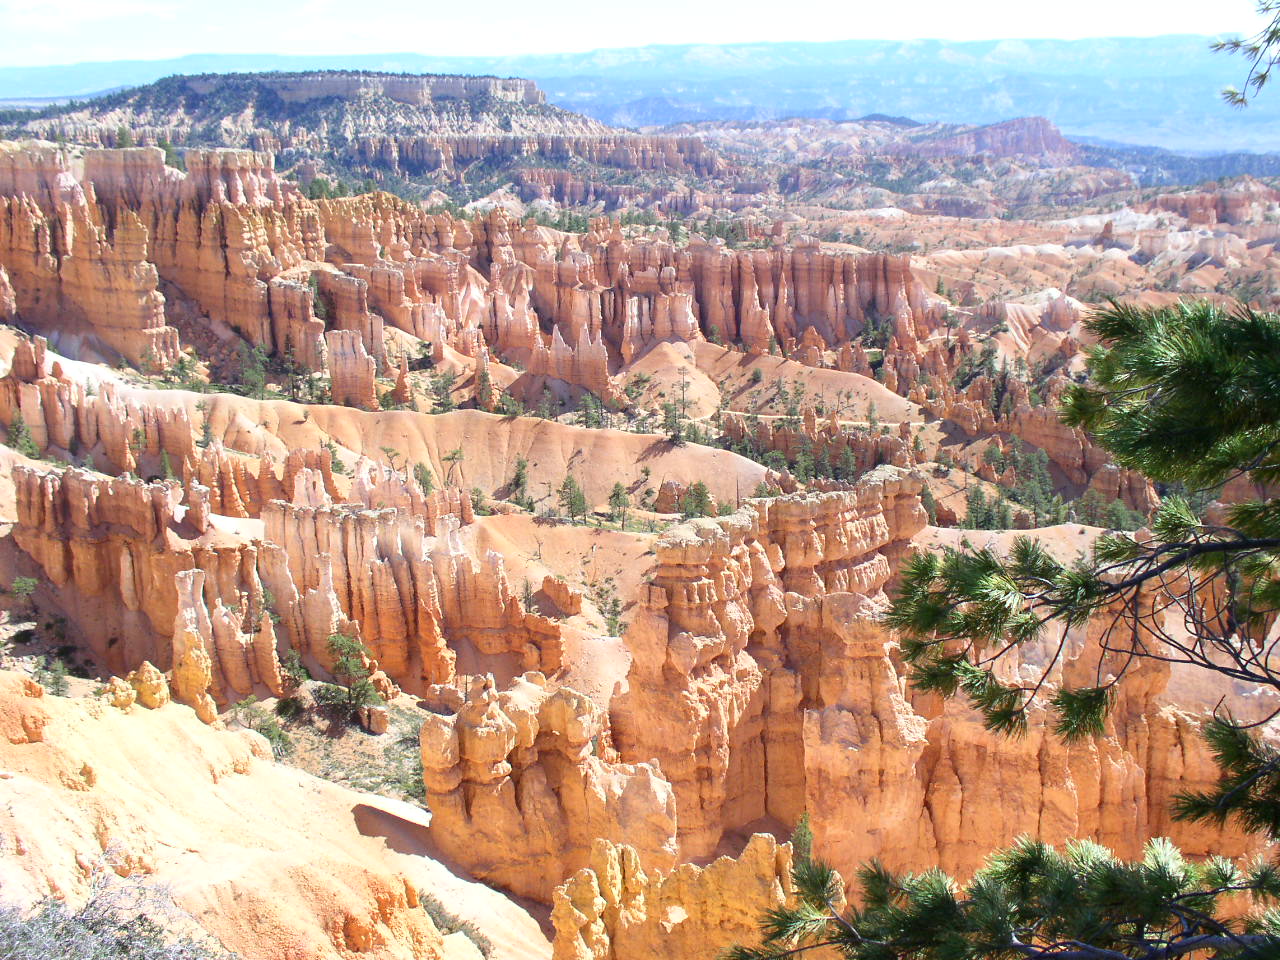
611, 469, 1254, 879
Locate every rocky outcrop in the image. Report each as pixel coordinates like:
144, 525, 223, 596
360, 134, 725, 179
18, 73, 732, 192
0, 144, 179, 367
790, 597, 1248, 879
611, 468, 927, 859
610, 465, 1251, 883
9, 449, 565, 713
551, 834, 793, 960
2, 143, 952, 413
325, 329, 379, 409
1143, 177, 1280, 227
0, 335, 197, 475
208, 72, 547, 106
892, 116, 1078, 162
11, 464, 272, 705
420, 674, 677, 902
0, 143, 331, 373
914, 349, 1157, 514
722, 405, 917, 478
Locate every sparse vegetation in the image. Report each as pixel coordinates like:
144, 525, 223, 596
231, 695, 292, 757
6, 411, 39, 459
34, 655, 69, 695
414, 462, 435, 497
420, 892, 493, 959
312, 633, 383, 721
0, 878, 235, 960
9, 575, 38, 613
678, 480, 714, 518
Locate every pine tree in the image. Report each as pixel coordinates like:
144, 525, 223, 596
511, 457, 529, 504
578, 392, 603, 428
920, 484, 938, 524
6, 412, 38, 459
431, 371, 457, 412
316, 633, 382, 720
837, 446, 858, 481
607, 482, 630, 527
236, 344, 268, 400
442, 447, 464, 486
889, 301, 1280, 740
413, 463, 435, 497
662, 401, 684, 444
537, 387, 558, 420
679, 481, 713, 518
558, 475, 587, 522
729, 836, 1280, 960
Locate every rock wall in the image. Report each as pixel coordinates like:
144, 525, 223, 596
210, 72, 547, 106
610, 466, 1252, 881
893, 116, 1078, 162
0, 144, 179, 367
419, 674, 677, 902
551, 834, 793, 960
9, 451, 561, 712
611, 467, 926, 858
1, 144, 952, 412
359, 134, 724, 179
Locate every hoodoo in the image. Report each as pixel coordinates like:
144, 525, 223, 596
0, 21, 1278, 960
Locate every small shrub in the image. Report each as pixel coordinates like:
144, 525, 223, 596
7, 412, 39, 459
792, 812, 813, 865
35, 656, 69, 696
231, 696, 292, 758
420, 893, 493, 959
279, 649, 309, 694
0, 876, 234, 960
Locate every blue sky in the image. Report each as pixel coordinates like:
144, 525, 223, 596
0, 0, 1270, 67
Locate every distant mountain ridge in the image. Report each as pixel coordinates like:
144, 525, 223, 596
8, 71, 610, 144
0, 36, 1276, 152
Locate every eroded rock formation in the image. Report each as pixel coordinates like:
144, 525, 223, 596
611, 467, 1251, 880
420, 673, 677, 902
551, 834, 793, 960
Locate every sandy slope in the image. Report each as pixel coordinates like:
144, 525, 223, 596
692, 340, 922, 422
0, 672, 550, 960
100, 385, 770, 510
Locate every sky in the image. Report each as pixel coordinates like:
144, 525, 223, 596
0, 0, 1271, 67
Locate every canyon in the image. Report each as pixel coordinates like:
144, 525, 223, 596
0, 68, 1275, 960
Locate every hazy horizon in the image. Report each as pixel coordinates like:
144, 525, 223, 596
0, 0, 1269, 68
0, 31, 1264, 73
3, 16, 1277, 154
